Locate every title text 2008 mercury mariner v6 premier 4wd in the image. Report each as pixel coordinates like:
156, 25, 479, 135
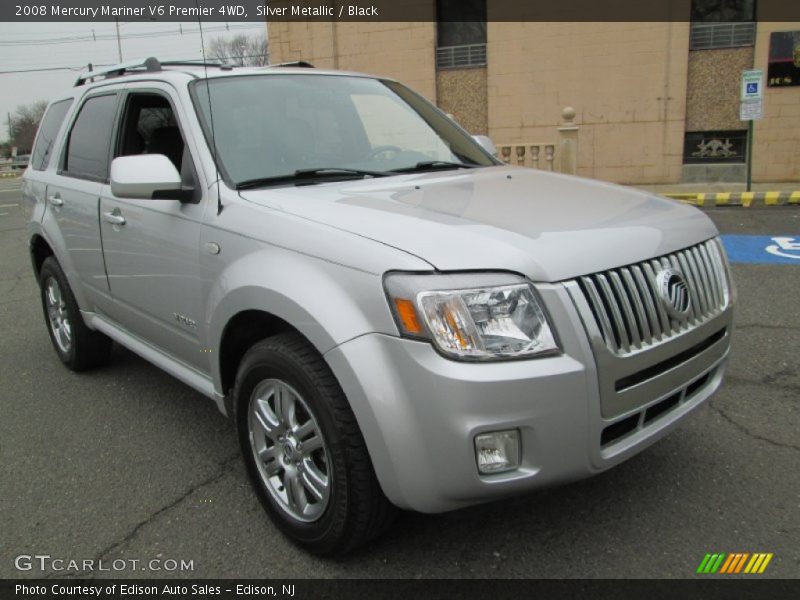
23, 57, 734, 554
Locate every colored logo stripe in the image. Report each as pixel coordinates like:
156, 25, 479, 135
697, 553, 726, 573
697, 553, 773, 574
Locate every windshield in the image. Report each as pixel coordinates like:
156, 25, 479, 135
191, 74, 498, 186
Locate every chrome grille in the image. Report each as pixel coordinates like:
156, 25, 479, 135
577, 240, 728, 355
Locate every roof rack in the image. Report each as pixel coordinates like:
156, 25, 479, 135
74, 57, 229, 86
268, 61, 315, 69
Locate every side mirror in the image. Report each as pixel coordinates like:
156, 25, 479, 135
110, 154, 184, 200
472, 135, 497, 157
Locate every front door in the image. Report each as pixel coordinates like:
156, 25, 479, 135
99, 87, 208, 371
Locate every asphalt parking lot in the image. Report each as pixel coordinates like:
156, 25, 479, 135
1, 176, 798, 579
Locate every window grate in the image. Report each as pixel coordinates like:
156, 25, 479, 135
435, 44, 487, 69
689, 22, 756, 50
683, 130, 748, 165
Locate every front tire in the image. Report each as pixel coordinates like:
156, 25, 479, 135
39, 257, 112, 371
233, 333, 395, 555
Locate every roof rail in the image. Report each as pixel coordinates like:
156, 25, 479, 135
74, 57, 229, 86
268, 61, 315, 69
75, 57, 161, 86
159, 60, 228, 69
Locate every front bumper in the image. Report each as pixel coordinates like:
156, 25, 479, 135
325, 283, 731, 513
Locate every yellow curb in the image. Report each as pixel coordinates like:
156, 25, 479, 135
662, 191, 800, 206
664, 193, 701, 199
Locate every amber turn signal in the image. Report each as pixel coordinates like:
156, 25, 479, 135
394, 298, 423, 335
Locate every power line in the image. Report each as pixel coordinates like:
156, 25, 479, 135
0, 24, 264, 46
0, 55, 270, 76
0, 66, 95, 74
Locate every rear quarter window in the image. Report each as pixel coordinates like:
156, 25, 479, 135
30, 99, 73, 171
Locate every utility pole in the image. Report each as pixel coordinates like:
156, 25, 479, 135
115, 19, 123, 62
7, 112, 12, 144
746, 120, 754, 193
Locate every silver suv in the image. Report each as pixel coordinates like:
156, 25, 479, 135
23, 58, 735, 554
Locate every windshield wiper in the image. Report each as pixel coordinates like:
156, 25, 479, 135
389, 160, 480, 174
236, 167, 391, 190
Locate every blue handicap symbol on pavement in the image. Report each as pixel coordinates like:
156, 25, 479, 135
720, 235, 800, 264
746, 82, 758, 94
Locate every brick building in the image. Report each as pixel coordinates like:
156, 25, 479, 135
267, 1, 800, 185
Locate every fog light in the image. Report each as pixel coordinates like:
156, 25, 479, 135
475, 430, 520, 474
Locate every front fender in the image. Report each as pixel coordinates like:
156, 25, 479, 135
205, 241, 427, 396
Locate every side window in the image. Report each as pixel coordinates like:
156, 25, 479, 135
117, 93, 186, 172
115, 93, 198, 199
63, 94, 118, 181
30, 99, 73, 171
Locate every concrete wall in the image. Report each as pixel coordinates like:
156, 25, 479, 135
487, 22, 690, 184
752, 22, 800, 182
267, 20, 437, 102
436, 68, 489, 135
685, 47, 755, 132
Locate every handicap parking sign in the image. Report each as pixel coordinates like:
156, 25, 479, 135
766, 237, 800, 260
741, 70, 763, 100
721, 235, 800, 264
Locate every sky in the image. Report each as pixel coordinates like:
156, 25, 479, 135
0, 20, 267, 140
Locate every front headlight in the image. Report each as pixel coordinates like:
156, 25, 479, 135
384, 272, 559, 360
711, 237, 736, 307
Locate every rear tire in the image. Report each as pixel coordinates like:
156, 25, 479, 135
39, 257, 112, 371
233, 332, 395, 555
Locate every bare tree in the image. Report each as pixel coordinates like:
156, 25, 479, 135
208, 34, 268, 67
9, 100, 48, 154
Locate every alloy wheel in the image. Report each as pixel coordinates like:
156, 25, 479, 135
45, 277, 72, 354
247, 379, 331, 522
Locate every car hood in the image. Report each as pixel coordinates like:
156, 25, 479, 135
239, 166, 718, 282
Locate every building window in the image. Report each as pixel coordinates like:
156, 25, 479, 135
767, 30, 800, 87
689, 0, 756, 50
436, 0, 487, 69
683, 130, 748, 164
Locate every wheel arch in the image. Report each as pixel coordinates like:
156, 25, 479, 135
29, 233, 55, 277
218, 309, 299, 413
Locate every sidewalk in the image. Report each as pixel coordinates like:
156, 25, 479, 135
634, 182, 799, 194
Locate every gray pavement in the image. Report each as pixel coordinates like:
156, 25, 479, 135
1, 178, 798, 579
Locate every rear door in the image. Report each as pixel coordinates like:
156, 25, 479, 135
99, 84, 208, 370
46, 92, 120, 309
21, 97, 73, 226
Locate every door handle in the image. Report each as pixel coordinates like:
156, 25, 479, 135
103, 211, 126, 226
48, 195, 63, 207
